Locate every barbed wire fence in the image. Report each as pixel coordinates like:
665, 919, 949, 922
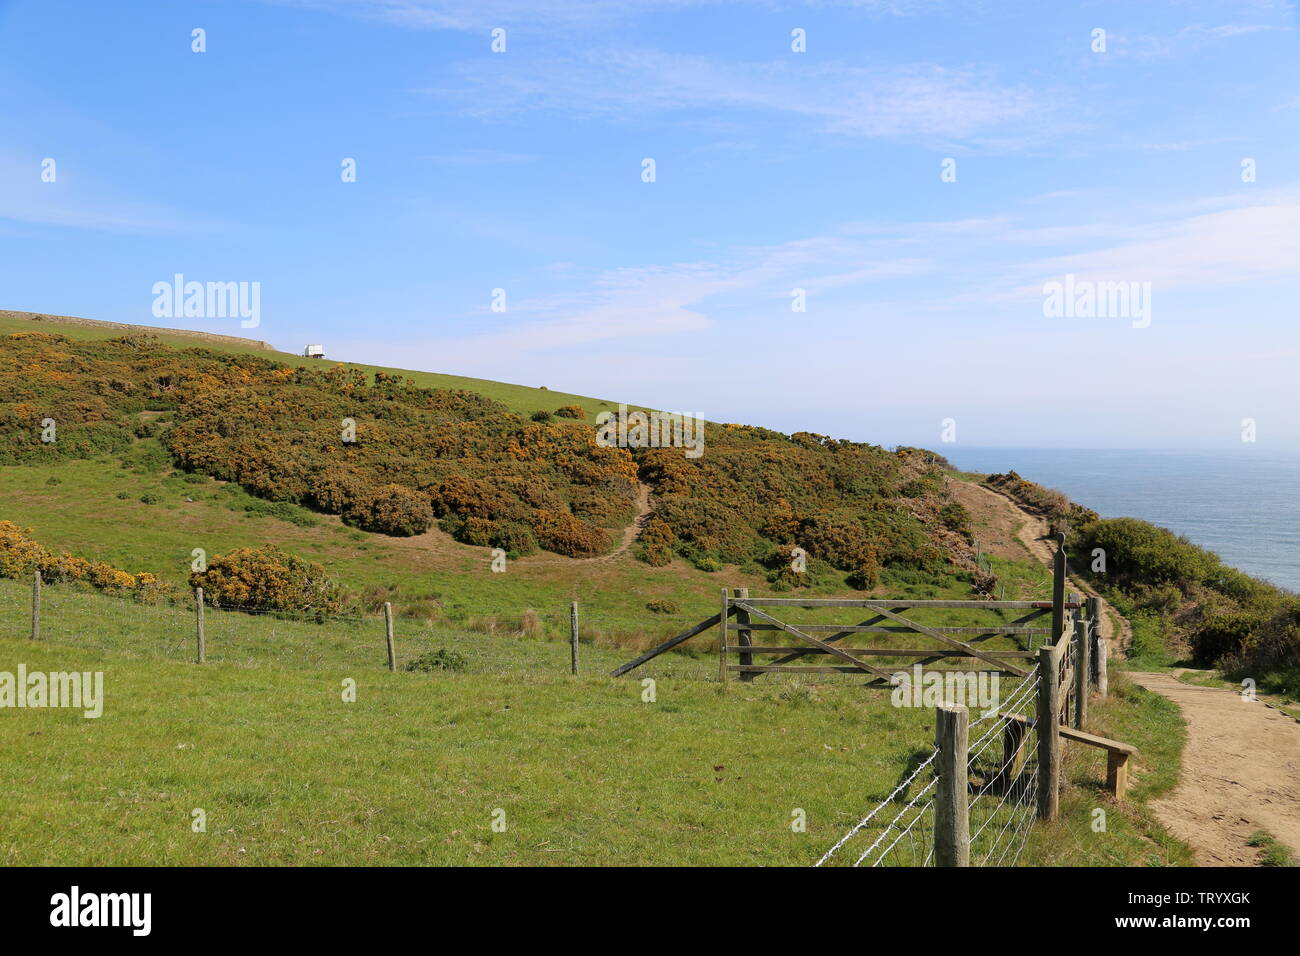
4, 570, 716, 679
816, 667, 1044, 868
967, 669, 1042, 866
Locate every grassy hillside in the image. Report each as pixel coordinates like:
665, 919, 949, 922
0, 319, 991, 642
0, 311, 1195, 866
0, 310, 620, 423
984, 471, 1300, 703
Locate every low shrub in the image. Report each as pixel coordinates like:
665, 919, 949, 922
189, 545, 342, 615
405, 648, 468, 673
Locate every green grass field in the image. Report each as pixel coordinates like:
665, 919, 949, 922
0, 577, 1190, 866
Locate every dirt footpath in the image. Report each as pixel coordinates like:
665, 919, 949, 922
946, 477, 1131, 649
1128, 671, 1300, 865
952, 475, 1300, 866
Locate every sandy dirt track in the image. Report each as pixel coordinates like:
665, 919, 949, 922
1127, 671, 1300, 865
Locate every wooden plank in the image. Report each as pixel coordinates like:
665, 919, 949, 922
740, 623, 1051, 635
764, 610, 898, 666
866, 605, 1029, 678
911, 609, 1054, 670
732, 665, 1021, 675
724, 646, 1037, 658
732, 603, 897, 680
610, 610, 728, 677
732, 665, 884, 674
1002, 713, 1137, 756
740, 598, 1063, 609
1059, 726, 1137, 755
734, 587, 754, 682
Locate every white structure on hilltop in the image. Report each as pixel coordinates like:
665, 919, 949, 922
303, 344, 325, 358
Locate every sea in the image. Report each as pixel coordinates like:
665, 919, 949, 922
945, 448, 1300, 594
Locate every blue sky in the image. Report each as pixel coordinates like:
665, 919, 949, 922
2, 0, 1299, 450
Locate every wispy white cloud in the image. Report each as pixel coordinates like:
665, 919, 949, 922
419, 50, 1066, 149
267, 0, 941, 31
1112, 22, 1286, 59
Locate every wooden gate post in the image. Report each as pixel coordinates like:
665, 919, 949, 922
1050, 532, 1067, 644
1073, 618, 1089, 729
1095, 621, 1109, 698
1036, 644, 1061, 821
383, 602, 396, 672
1085, 596, 1101, 688
935, 704, 970, 867
718, 588, 730, 684
31, 570, 41, 641
570, 601, 579, 676
195, 587, 205, 663
734, 588, 754, 682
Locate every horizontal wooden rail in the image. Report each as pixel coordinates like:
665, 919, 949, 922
740, 623, 1050, 635
1001, 711, 1137, 799
722, 646, 1038, 658
734, 598, 1078, 610
730, 665, 1024, 675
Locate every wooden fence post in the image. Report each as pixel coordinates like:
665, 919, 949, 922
935, 704, 970, 867
1036, 644, 1061, 821
195, 587, 205, 663
1085, 596, 1101, 688
383, 602, 396, 672
734, 587, 753, 682
1074, 618, 1089, 729
718, 589, 730, 684
1095, 621, 1109, 698
570, 601, 579, 676
1050, 532, 1066, 644
31, 570, 41, 641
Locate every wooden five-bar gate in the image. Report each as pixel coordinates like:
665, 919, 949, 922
612, 531, 1082, 688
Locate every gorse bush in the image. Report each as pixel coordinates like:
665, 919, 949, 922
0, 332, 983, 579
189, 546, 342, 615
0, 520, 168, 599
0, 333, 636, 559
979, 471, 1297, 687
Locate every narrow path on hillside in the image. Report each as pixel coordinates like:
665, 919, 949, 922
1127, 671, 1300, 865
954, 475, 1300, 867
520, 481, 654, 566
948, 478, 1131, 649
